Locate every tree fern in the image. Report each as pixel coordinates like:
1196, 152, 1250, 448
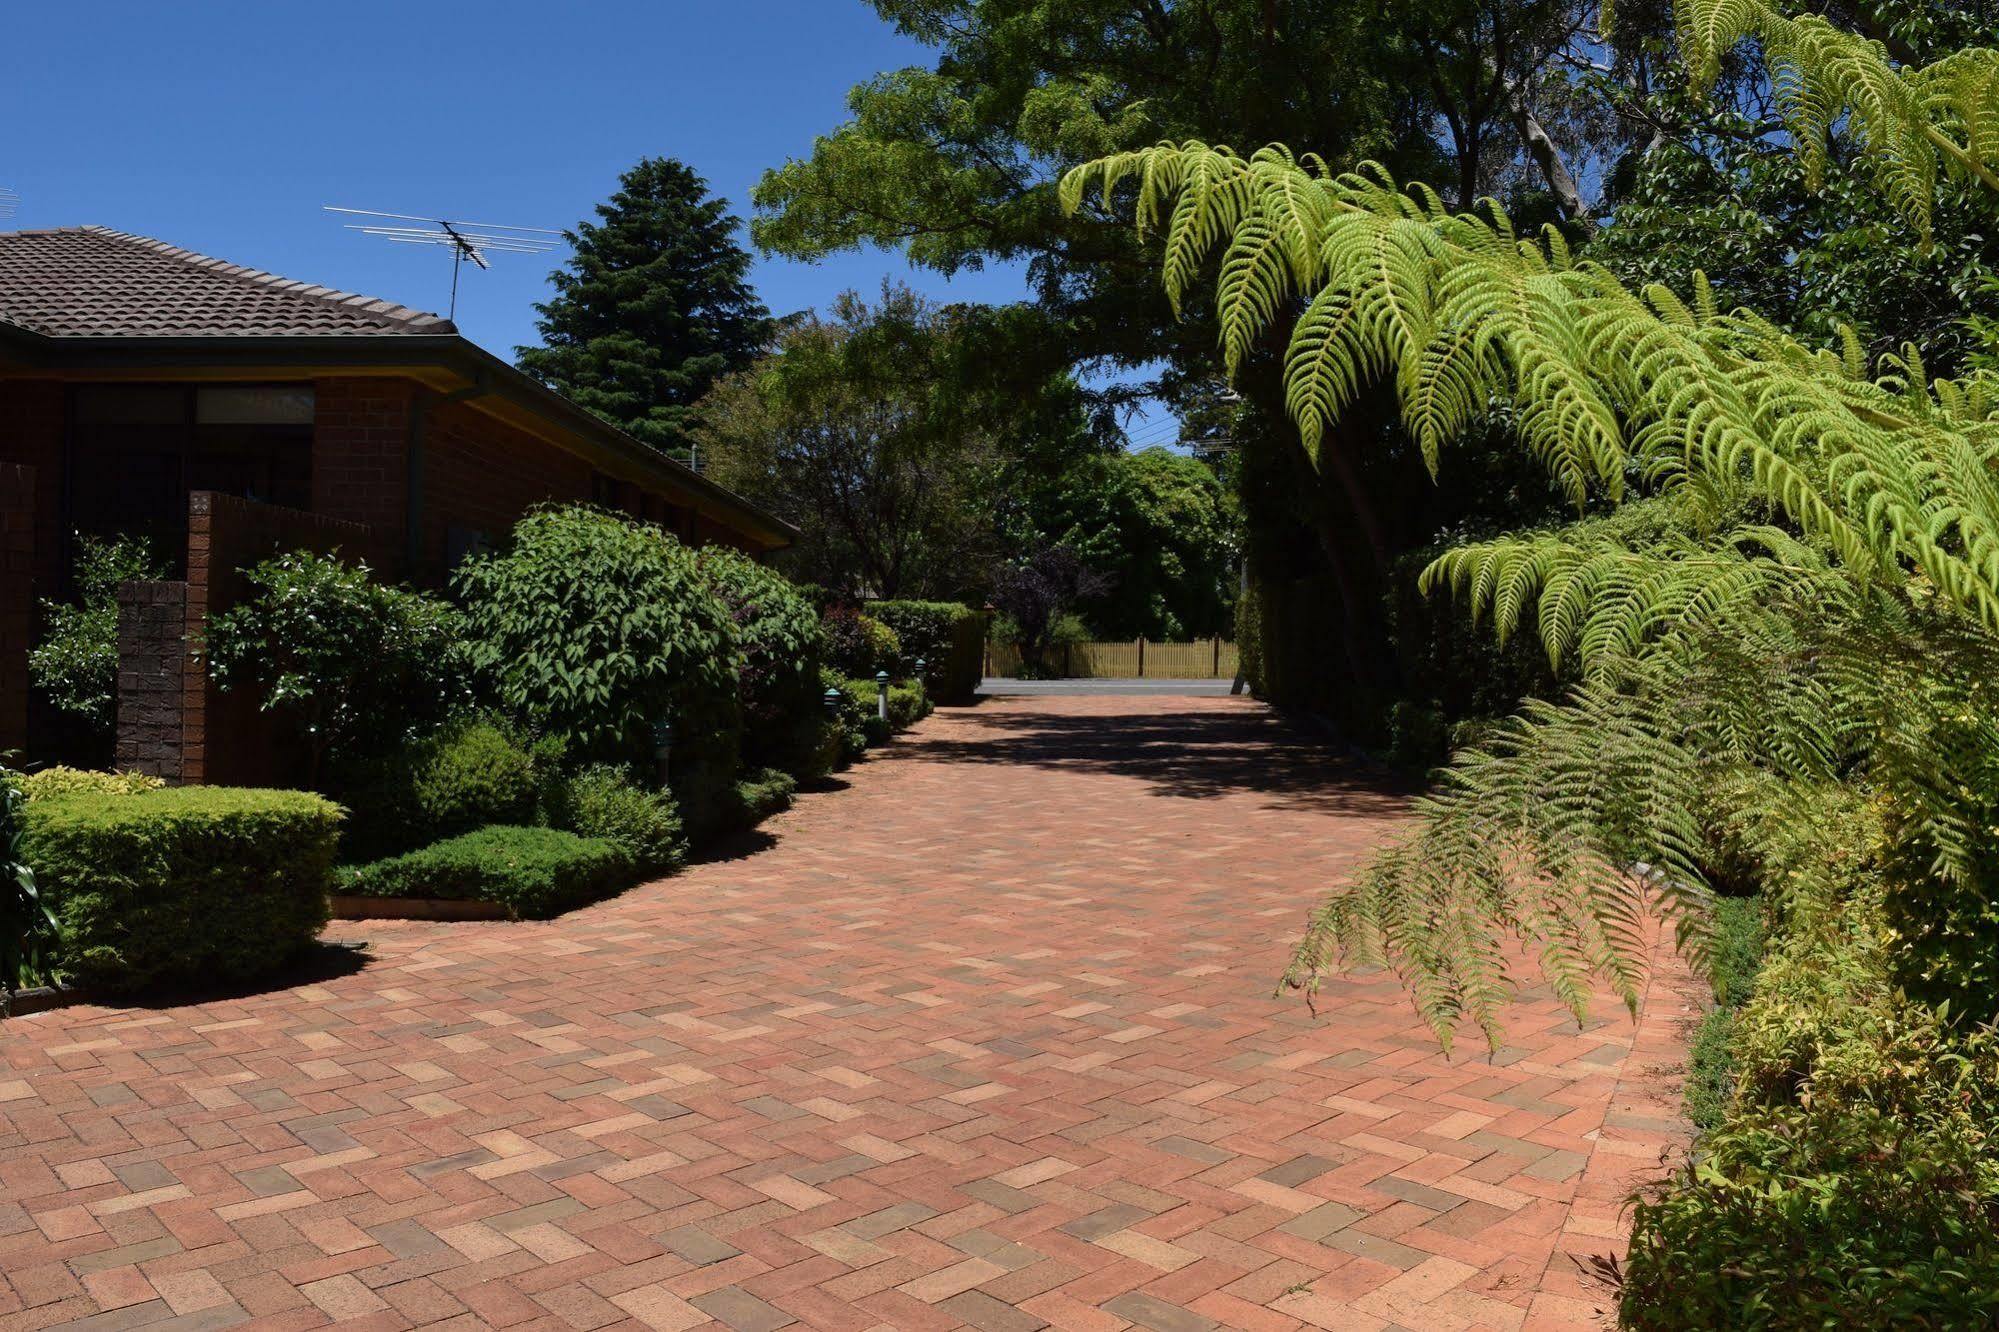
1062, 7, 1999, 1047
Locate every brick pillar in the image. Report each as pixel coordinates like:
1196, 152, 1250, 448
113, 581, 189, 781
0, 464, 34, 756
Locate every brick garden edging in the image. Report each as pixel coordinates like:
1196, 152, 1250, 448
328, 895, 511, 922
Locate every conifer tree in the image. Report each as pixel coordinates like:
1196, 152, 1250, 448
518, 158, 773, 463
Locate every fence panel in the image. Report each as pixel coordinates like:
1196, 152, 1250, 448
983, 638, 1239, 680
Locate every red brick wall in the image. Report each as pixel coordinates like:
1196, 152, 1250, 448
0, 463, 35, 756
112, 580, 187, 781
0, 380, 65, 608
311, 377, 411, 560
418, 397, 593, 578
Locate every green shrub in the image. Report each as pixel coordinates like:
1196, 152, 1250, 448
344, 825, 632, 919
554, 766, 685, 875
1622, 792, 1999, 1329
718, 766, 797, 833
21, 787, 341, 992
334, 718, 543, 861
29, 534, 166, 740
867, 601, 983, 703
696, 547, 826, 774
18, 768, 165, 802
455, 506, 741, 832
839, 676, 931, 741
205, 551, 468, 781
1683, 895, 1766, 1134
821, 605, 901, 677
819, 665, 870, 767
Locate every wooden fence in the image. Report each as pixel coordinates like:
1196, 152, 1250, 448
984, 637, 1239, 679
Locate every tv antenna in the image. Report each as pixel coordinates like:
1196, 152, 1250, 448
0, 187, 20, 222
325, 206, 562, 319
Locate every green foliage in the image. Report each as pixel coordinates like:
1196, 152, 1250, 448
20, 787, 340, 993
867, 600, 984, 703
204, 551, 467, 777
718, 766, 799, 835
1683, 894, 1765, 1135
840, 676, 931, 744
1624, 871, 1999, 1329
344, 825, 633, 920
698, 284, 1100, 601
695, 546, 826, 774
0, 766, 57, 996
17, 768, 165, 802
553, 765, 686, 876
29, 534, 165, 737
333, 718, 545, 863
821, 606, 901, 678
515, 157, 773, 462
1010, 447, 1241, 641
454, 506, 742, 830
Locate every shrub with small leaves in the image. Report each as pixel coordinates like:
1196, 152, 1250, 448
1, 766, 57, 997
554, 765, 686, 876
343, 825, 633, 919
333, 718, 545, 862
29, 534, 165, 738
204, 551, 467, 782
821, 605, 900, 677
17, 768, 166, 803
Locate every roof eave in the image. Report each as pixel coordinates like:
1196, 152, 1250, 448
0, 324, 798, 548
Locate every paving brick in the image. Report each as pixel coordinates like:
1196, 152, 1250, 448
0, 696, 1693, 1332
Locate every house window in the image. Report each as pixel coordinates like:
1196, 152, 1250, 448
67, 383, 315, 568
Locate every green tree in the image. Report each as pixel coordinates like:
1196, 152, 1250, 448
518, 158, 774, 463
698, 283, 1098, 599
754, 1, 1654, 715
1018, 447, 1240, 640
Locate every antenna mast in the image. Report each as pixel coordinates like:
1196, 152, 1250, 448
326, 206, 561, 319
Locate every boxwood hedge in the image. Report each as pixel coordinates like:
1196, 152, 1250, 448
22, 787, 342, 992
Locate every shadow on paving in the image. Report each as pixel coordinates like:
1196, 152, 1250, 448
898, 699, 1413, 815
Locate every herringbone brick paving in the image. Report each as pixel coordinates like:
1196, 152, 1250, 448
0, 696, 1696, 1331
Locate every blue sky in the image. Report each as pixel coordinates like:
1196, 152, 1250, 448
7, 0, 1176, 445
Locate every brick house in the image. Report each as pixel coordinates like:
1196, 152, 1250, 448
0, 225, 794, 769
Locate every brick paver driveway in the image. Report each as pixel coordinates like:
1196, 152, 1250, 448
1, 696, 1694, 1332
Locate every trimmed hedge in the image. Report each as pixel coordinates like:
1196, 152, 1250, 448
22, 787, 342, 992
867, 601, 983, 703
839, 676, 932, 746
344, 825, 632, 919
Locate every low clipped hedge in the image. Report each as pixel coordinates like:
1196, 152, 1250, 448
18, 768, 165, 802
344, 825, 632, 919
868, 601, 983, 703
334, 717, 547, 861
718, 766, 797, 834
22, 787, 342, 992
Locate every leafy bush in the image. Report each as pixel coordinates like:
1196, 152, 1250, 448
553, 765, 686, 875
28, 534, 166, 739
718, 766, 797, 834
1, 767, 57, 996
696, 547, 827, 774
344, 825, 633, 919
334, 717, 545, 862
1683, 895, 1766, 1134
1624, 902, 1999, 1328
839, 676, 930, 733
867, 601, 983, 703
17, 768, 165, 802
819, 665, 870, 767
1624, 788, 1999, 1327
21, 787, 341, 992
821, 605, 900, 677
455, 506, 741, 832
205, 551, 467, 781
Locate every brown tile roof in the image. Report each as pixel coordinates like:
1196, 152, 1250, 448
0, 225, 455, 338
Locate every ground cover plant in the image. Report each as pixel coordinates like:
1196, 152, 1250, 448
342, 825, 632, 920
